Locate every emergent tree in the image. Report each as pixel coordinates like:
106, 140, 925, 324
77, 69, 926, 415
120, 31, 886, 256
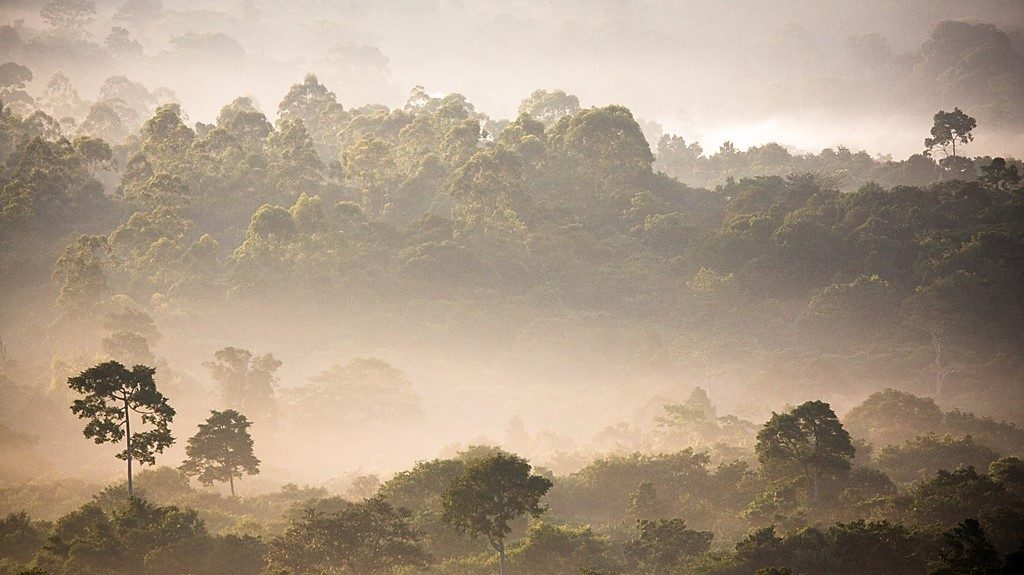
68, 361, 174, 497
442, 453, 552, 575
755, 400, 854, 503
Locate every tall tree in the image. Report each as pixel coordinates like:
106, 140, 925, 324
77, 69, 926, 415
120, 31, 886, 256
442, 453, 552, 575
925, 108, 976, 160
755, 400, 854, 502
68, 361, 175, 497
180, 409, 260, 497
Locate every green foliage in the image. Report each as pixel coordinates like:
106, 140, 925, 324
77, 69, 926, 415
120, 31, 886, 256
628, 481, 661, 520
988, 457, 1024, 495
932, 518, 999, 575
35, 497, 263, 575
180, 410, 260, 496
907, 466, 1017, 527
0, 512, 44, 564
845, 389, 945, 447
2, 43, 1024, 575
548, 450, 716, 525
623, 517, 713, 572
52, 235, 110, 318
380, 457, 468, 514
508, 522, 613, 575
268, 497, 429, 575
846, 389, 1024, 455
978, 158, 1021, 191
719, 520, 929, 575
518, 90, 580, 127
40, 1, 96, 38
67, 361, 175, 494
756, 401, 855, 493
442, 453, 553, 551
876, 434, 1000, 483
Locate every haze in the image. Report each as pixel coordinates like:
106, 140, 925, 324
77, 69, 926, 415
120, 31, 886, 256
1, 2, 1024, 574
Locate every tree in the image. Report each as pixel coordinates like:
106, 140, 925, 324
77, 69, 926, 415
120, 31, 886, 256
35, 498, 217, 575
52, 235, 111, 319
40, 0, 97, 39
979, 158, 1021, 191
925, 108, 976, 161
269, 497, 430, 575
442, 453, 553, 575
0, 62, 34, 113
343, 136, 395, 218
988, 456, 1024, 496
68, 361, 175, 497
277, 73, 347, 159
106, 26, 143, 56
628, 480, 662, 519
756, 400, 855, 502
204, 347, 281, 415
518, 89, 580, 126
932, 518, 999, 575
623, 518, 713, 572
0, 512, 44, 564
509, 522, 613, 575
876, 434, 999, 483
844, 389, 945, 447
114, 0, 164, 30
180, 410, 260, 497
216, 97, 272, 150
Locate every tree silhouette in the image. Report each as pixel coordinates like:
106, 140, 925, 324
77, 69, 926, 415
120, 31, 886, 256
442, 453, 552, 575
180, 409, 260, 497
756, 400, 854, 502
204, 347, 281, 416
925, 108, 976, 160
68, 361, 174, 497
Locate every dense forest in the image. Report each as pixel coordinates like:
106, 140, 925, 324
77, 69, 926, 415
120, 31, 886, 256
2, 1, 1024, 574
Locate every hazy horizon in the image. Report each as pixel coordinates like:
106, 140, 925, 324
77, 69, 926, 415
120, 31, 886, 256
3, 0, 1023, 157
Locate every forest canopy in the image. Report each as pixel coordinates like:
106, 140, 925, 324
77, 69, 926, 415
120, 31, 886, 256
1, 2, 1023, 575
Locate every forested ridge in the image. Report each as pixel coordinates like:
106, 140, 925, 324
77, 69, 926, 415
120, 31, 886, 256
2, 69, 1023, 417
2, 3, 1024, 575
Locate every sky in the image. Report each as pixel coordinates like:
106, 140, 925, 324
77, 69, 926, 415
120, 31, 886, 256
6, 0, 1024, 155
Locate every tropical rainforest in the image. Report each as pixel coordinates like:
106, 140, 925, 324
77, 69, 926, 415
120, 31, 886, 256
1, 1, 1024, 574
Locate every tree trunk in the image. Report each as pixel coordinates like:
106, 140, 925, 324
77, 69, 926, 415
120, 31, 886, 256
124, 396, 133, 498
930, 323, 944, 396
497, 539, 507, 575
229, 475, 235, 498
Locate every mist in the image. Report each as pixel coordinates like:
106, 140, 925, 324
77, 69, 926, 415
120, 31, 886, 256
2, 1, 1024, 574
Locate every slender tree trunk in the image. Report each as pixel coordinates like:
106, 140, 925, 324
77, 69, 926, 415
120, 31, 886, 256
930, 323, 944, 396
497, 539, 507, 575
124, 396, 133, 497
229, 475, 235, 498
